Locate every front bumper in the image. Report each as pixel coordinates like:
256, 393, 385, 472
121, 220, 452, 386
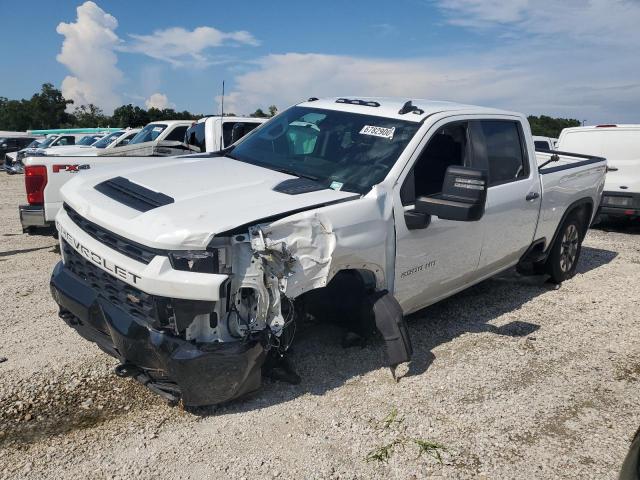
50, 261, 267, 406
599, 191, 640, 218
19, 204, 51, 231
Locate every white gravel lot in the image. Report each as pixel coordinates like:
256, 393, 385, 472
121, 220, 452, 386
1, 172, 639, 479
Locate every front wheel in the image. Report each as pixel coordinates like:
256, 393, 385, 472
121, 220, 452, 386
545, 215, 584, 284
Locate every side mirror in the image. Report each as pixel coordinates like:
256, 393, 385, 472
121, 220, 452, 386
415, 166, 488, 221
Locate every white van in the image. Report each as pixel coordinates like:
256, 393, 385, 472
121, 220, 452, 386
557, 125, 640, 219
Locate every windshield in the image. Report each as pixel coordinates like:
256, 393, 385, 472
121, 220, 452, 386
129, 124, 167, 144
77, 135, 101, 146
227, 106, 421, 194
27, 139, 41, 148
92, 131, 124, 148
38, 136, 58, 148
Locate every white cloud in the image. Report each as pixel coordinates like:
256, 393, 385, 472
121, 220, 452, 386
145, 93, 174, 110
222, 1, 640, 123
121, 26, 259, 67
56, 1, 123, 113
221, 48, 640, 123
437, 0, 640, 46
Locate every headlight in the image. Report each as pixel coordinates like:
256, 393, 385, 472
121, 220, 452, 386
168, 249, 227, 274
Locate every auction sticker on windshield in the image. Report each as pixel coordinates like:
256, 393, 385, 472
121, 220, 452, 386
360, 125, 395, 140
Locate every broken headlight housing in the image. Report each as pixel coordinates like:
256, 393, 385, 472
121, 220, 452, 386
168, 249, 227, 274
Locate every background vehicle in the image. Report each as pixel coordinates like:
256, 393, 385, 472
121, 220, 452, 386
98, 120, 193, 157
19, 118, 260, 233
7, 134, 97, 174
50, 97, 606, 407
558, 124, 640, 219
184, 116, 267, 152
41, 133, 106, 156
533, 135, 558, 150
0, 136, 38, 165
44, 129, 140, 157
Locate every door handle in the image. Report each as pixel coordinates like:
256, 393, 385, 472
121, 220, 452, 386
526, 192, 540, 201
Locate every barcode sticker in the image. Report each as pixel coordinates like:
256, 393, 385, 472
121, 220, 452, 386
359, 125, 395, 140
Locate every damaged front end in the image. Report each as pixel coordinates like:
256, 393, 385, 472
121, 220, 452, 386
52, 210, 412, 407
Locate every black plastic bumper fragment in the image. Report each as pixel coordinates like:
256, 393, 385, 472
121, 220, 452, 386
50, 261, 266, 407
369, 291, 413, 375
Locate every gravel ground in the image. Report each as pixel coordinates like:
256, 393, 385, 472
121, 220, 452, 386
1, 172, 639, 479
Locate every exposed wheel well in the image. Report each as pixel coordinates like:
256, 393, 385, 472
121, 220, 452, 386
294, 268, 379, 335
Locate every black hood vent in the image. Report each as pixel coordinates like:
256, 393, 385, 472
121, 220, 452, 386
273, 178, 326, 195
95, 176, 174, 212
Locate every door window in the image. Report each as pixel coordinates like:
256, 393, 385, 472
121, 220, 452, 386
401, 121, 470, 205
165, 125, 188, 142
57, 136, 75, 146
476, 120, 528, 186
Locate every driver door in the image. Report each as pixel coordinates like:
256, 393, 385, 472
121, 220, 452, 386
393, 119, 484, 314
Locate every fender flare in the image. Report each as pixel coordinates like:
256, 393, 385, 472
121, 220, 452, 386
545, 197, 594, 254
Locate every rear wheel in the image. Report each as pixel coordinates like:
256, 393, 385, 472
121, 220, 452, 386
545, 215, 584, 284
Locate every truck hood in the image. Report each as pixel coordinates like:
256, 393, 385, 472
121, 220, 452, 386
61, 156, 359, 249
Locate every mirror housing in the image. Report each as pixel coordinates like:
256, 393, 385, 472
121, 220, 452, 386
415, 166, 488, 222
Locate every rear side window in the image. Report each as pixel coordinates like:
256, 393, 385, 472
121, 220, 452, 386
477, 120, 528, 186
185, 123, 206, 152
222, 121, 262, 147
165, 125, 188, 142
534, 140, 550, 150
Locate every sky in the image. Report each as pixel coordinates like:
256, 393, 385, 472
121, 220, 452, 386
1, 0, 639, 123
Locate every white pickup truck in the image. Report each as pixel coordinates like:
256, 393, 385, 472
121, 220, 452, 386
44, 129, 141, 157
50, 97, 606, 407
19, 116, 265, 233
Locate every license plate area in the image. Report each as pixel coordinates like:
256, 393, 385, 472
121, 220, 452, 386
603, 195, 632, 207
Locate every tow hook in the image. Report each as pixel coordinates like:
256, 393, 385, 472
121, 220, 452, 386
114, 363, 141, 378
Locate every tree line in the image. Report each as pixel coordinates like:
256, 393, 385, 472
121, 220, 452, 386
0, 83, 278, 131
1, 83, 578, 137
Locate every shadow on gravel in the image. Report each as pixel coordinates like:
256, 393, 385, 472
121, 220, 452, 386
147, 246, 620, 418
593, 218, 640, 235
0, 245, 56, 258
576, 246, 618, 274
190, 245, 621, 417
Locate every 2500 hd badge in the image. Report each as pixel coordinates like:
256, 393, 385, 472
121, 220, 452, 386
57, 222, 141, 284
400, 260, 436, 278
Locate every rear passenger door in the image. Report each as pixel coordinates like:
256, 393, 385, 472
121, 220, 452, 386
471, 119, 540, 274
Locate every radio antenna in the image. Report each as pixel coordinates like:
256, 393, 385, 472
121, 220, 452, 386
220, 80, 225, 149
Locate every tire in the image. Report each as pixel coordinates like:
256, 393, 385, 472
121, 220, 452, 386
545, 214, 584, 284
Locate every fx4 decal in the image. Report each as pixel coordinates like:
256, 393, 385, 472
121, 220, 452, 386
52, 164, 91, 173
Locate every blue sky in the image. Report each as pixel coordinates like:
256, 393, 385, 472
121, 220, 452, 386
1, 0, 639, 123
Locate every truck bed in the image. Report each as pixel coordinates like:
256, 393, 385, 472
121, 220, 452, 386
534, 149, 607, 249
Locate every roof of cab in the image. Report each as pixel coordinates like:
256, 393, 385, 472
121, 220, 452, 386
295, 97, 518, 122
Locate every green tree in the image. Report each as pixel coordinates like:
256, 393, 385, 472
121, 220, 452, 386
268, 105, 278, 117
527, 115, 581, 138
73, 104, 108, 128
251, 108, 268, 118
111, 104, 149, 128
29, 83, 74, 129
